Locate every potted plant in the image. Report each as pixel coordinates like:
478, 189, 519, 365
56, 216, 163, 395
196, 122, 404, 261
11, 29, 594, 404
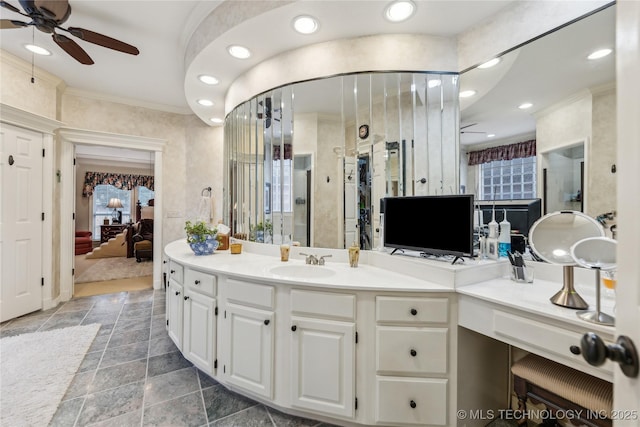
185, 220, 218, 255
250, 220, 273, 243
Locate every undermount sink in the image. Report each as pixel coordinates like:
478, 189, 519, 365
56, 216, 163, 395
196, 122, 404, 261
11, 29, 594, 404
269, 264, 336, 279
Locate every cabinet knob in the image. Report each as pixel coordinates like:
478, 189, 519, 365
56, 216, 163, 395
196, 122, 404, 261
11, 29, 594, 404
170, 270, 175, 274
291, 325, 297, 332
194, 280, 200, 285
410, 349, 417, 357
569, 345, 581, 355
175, 291, 180, 296
410, 400, 417, 409
163, 260, 167, 264
410, 308, 417, 316
264, 319, 270, 325
184, 296, 189, 301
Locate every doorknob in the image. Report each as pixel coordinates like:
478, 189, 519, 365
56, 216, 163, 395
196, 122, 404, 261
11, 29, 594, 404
580, 332, 639, 378
8, 155, 14, 166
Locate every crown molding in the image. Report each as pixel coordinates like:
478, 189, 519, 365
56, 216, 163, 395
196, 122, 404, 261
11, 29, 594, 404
58, 127, 166, 152
0, 103, 63, 134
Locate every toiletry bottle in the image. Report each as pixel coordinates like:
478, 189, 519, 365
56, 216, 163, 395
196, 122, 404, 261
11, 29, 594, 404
349, 241, 360, 267
499, 209, 511, 257
486, 208, 499, 260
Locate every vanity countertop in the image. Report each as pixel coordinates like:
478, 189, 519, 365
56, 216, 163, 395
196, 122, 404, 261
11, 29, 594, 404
457, 276, 616, 335
164, 240, 453, 292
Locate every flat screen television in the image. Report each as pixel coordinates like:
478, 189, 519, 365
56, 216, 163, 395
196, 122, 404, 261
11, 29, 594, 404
383, 195, 474, 260
475, 199, 542, 237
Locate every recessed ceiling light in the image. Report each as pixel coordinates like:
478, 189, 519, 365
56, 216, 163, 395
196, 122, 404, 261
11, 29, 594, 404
228, 45, 251, 59
197, 99, 214, 107
587, 48, 613, 60
518, 102, 533, 109
459, 90, 476, 98
25, 44, 51, 56
428, 79, 442, 88
477, 58, 501, 69
293, 15, 319, 34
210, 118, 224, 124
487, 134, 496, 138
385, 1, 415, 22
198, 75, 219, 85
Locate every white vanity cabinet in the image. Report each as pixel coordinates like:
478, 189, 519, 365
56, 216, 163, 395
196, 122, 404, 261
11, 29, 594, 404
182, 268, 217, 376
374, 295, 451, 426
289, 289, 356, 419
166, 260, 185, 348
221, 279, 275, 399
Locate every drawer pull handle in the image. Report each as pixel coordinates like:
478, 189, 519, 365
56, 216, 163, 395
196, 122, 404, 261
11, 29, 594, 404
410, 308, 418, 316
409, 400, 417, 409
264, 319, 270, 326
410, 349, 417, 357
291, 325, 297, 332
194, 280, 201, 285
184, 296, 189, 301
175, 291, 180, 296
170, 270, 175, 274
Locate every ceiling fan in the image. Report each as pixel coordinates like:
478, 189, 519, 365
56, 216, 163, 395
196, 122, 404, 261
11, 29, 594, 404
0, 0, 139, 65
460, 123, 486, 134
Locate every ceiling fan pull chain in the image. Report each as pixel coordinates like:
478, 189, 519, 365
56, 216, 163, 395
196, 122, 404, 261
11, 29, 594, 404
30, 26, 35, 83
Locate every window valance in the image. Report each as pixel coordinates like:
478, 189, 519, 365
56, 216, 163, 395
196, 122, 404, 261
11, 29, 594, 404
82, 171, 154, 197
467, 139, 536, 166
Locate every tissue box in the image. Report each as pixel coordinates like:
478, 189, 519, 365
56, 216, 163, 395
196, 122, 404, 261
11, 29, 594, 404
217, 233, 229, 250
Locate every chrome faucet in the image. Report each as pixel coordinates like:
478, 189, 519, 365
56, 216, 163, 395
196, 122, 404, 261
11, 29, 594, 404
299, 253, 318, 265
318, 254, 332, 265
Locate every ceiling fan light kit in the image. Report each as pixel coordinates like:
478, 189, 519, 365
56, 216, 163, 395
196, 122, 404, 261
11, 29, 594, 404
0, 0, 139, 64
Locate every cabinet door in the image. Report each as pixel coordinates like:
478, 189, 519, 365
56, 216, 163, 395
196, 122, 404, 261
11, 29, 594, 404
167, 280, 183, 349
290, 316, 355, 419
183, 291, 216, 375
224, 303, 274, 399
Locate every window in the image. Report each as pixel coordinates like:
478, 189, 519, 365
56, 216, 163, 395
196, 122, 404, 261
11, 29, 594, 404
137, 186, 154, 207
92, 185, 132, 237
480, 156, 536, 200
271, 159, 292, 212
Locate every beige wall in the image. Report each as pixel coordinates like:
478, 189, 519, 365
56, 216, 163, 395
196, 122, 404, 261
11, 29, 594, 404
590, 87, 617, 218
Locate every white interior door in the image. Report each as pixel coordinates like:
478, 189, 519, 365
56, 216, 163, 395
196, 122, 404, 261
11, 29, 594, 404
0, 123, 43, 322
613, 1, 640, 419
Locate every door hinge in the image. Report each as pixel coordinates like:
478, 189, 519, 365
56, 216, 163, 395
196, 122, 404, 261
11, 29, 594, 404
355, 397, 358, 410
42, 148, 45, 157
355, 331, 358, 344
166, 319, 169, 326
223, 365, 226, 373
72, 213, 75, 220
41, 212, 45, 221
73, 158, 76, 165
72, 268, 75, 276
215, 306, 218, 316
214, 359, 218, 369
41, 277, 44, 287
224, 310, 226, 319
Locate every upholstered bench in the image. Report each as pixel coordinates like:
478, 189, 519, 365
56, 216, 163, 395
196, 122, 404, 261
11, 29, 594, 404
134, 240, 153, 262
511, 354, 612, 427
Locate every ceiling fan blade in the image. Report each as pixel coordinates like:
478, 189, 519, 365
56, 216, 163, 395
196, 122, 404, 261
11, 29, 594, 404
66, 27, 139, 55
0, 1, 22, 14
34, 0, 69, 22
53, 33, 94, 65
0, 18, 28, 28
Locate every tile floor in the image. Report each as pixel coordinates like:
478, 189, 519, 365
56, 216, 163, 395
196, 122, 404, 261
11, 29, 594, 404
0, 289, 335, 427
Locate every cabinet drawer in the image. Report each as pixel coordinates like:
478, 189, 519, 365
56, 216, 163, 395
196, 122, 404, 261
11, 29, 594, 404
376, 376, 448, 426
226, 279, 274, 310
376, 296, 448, 324
291, 289, 355, 321
377, 327, 448, 375
168, 261, 184, 284
184, 268, 216, 297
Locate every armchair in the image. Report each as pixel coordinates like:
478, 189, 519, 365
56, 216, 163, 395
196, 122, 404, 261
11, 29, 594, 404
131, 219, 153, 262
75, 231, 93, 255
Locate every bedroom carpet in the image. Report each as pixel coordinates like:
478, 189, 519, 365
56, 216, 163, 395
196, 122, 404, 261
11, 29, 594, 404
0, 324, 100, 426
74, 255, 152, 284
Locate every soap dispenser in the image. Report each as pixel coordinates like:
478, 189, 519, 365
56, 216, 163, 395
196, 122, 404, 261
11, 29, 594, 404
486, 207, 499, 260
349, 241, 360, 268
499, 209, 511, 257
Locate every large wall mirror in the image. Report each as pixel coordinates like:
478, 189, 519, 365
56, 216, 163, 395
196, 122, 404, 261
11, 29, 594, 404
460, 4, 615, 221
224, 72, 460, 249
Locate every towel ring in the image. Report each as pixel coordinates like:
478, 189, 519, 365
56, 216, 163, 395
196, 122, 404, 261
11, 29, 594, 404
201, 187, 212, 197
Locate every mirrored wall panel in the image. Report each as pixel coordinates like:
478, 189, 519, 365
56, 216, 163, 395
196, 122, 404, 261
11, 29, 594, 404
224, 72, 460, 249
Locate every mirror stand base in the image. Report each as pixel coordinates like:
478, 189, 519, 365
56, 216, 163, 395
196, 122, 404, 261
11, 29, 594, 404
577, 310, 615, 326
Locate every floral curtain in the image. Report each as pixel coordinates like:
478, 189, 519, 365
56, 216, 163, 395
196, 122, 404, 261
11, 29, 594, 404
467, 139, 536, 166
82, 171, 154, 197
